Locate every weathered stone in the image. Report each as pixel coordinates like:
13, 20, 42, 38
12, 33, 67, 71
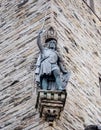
0, 0, 101, 130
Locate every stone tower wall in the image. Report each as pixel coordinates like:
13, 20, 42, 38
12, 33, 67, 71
84, 0, 101, 19
0, 0, 101, 130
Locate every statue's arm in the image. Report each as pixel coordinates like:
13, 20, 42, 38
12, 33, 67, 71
58, 56, 67, 74
59, 62, 67, 74
37, 32, 44, 53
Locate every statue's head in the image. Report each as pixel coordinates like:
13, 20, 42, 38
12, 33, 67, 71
84, 125, 101, 130
48, 39, 57, 50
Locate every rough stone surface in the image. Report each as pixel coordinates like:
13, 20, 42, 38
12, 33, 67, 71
0, 0, 101, 130
84, 0, 101, 19
94, 0, 101, 19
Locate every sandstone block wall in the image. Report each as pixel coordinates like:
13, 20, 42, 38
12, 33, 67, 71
84, 0, 101, 20
0, 0, 101, 130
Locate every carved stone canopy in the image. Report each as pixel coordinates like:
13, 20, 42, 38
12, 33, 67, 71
45, 26, 58, 43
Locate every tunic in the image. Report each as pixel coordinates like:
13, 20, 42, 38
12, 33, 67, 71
35, 48, 60, 83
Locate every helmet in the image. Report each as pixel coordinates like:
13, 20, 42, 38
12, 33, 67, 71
44, 26, 58, 43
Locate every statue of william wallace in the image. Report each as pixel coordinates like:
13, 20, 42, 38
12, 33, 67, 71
35, 27, 70, 91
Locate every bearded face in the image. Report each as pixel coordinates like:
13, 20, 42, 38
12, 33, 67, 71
48, 40, 57, 50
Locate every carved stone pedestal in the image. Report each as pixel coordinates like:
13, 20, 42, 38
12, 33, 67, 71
35, 90, 67, 124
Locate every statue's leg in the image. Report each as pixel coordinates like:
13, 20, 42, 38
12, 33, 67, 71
53, 69, 63, 90
42, 78, 48, 90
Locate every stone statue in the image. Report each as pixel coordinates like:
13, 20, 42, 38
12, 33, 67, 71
35, 27, 70, 90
